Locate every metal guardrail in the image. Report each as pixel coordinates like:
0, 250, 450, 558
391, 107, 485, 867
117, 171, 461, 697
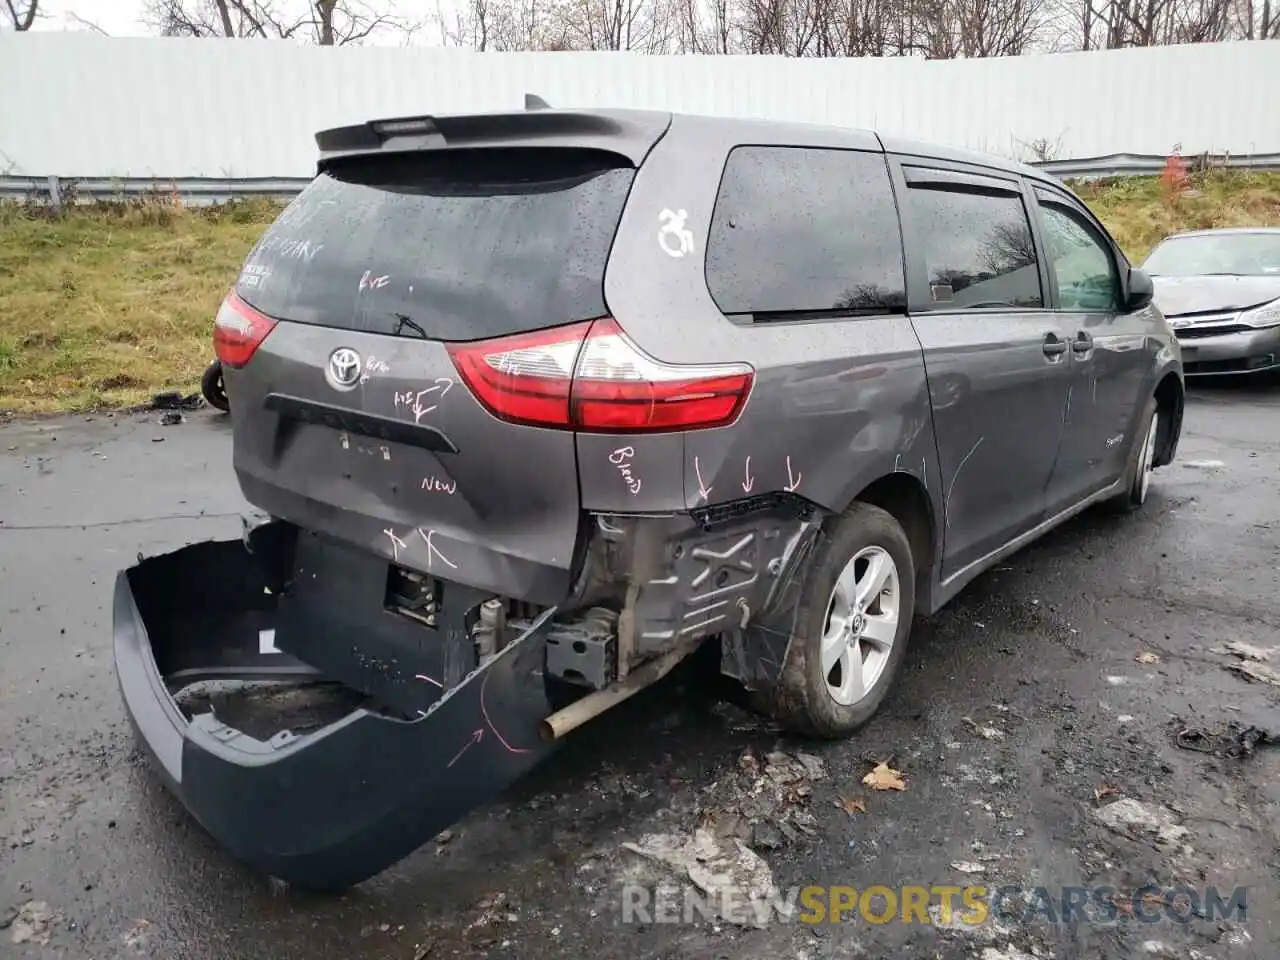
3, 152, 1279, 206
0, 176, 312, 206
1035, 152, 1280, 179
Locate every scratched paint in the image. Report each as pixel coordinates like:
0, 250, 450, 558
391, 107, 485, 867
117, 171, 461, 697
944, 437, 984, 530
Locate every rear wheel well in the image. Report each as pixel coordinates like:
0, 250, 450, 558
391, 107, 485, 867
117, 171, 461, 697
850, 473, 936, 609
1153, 373, 1183, 467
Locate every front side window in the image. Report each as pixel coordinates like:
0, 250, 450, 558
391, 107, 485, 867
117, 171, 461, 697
705, 146, 907, 322
905, 184, 1043, 310
1037, 201, 1120, 311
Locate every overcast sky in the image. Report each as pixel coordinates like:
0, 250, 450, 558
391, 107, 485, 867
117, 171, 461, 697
29, 1, 446, 43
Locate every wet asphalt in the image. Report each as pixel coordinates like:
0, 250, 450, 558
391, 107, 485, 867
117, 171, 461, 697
1, 379, 1279, 960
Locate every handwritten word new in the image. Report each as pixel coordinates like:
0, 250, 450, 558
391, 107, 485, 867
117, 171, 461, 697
393, 378, 454, 424
422, 476, 458, 495
609, 446, 643, 496
359, 270, 391, 293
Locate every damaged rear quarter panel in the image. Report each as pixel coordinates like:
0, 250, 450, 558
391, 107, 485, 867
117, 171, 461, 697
595, 113, 942, 556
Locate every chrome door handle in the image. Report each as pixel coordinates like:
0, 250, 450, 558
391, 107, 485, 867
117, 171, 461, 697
1042, 333, 1068, 357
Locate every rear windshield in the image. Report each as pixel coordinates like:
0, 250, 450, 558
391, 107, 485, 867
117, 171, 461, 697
235, 148, 636, 341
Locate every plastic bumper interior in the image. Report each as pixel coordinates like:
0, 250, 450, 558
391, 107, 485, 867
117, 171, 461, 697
112, 520, 560, 891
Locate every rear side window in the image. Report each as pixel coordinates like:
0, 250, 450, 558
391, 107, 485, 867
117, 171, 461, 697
904, 182, 1043, 310
705, 146, 907, 321
235, 148, 635, 341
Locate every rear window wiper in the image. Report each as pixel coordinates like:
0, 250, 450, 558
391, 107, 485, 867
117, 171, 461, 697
392, 313, 428, 339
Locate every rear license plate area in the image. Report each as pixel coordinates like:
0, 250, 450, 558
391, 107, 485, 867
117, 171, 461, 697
273, 531, 491, 717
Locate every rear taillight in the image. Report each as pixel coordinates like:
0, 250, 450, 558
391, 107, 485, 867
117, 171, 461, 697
447, 317, 754, 433
213, 291, 277, 368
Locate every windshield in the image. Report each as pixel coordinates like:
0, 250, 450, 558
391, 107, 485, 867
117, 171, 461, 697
1142, 232, 1280, 278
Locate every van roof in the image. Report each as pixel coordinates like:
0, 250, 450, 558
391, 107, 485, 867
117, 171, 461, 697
315, 107, 1058, 185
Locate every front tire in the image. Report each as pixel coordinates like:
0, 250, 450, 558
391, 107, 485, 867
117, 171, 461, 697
1114, 397, 1159, 512
761, 502, 916, 739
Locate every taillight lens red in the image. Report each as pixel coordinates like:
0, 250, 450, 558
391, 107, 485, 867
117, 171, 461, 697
213, 291, 278, 368
447, 317, 754, 433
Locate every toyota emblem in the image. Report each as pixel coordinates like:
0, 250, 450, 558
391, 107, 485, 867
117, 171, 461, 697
326, 347, 362, 391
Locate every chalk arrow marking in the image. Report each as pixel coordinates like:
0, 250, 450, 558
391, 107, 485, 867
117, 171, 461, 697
694, 456, 713, 503
448, 728, 485, 768
784, 456, 802, 493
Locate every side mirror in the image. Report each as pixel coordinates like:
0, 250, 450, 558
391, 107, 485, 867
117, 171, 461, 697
1126, 266, 1154, 312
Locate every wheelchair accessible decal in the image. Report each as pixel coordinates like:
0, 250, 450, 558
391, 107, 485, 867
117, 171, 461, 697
658, 208, 695, 258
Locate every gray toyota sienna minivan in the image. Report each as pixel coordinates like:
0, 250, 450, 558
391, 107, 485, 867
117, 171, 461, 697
114, 106, 1184, 890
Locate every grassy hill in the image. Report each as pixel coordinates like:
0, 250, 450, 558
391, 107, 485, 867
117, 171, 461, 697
2, 170, 1279, 412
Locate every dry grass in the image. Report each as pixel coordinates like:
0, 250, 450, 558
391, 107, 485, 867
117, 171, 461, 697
1074, 168, 1280, 261
2, 169, 1279, 413
0, 196, 280, 412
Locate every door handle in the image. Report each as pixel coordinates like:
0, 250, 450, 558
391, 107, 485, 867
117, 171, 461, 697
1072, 331, 1094, 354
1042, 333, 1068, 358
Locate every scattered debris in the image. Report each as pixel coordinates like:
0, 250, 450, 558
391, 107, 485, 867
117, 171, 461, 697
1175, 722, 1278, 759
963, 717, 1006, 740
621, 828, 779, 928
1215, 640, 1272, 662
1093, 798, 1188, 845
122, 918, 157, 954
159, 411, 184, 426
764, 751, 827, 784
150, 391, 202, 411
981, 947, 1037, 960
1139, 941, 1177, 957
835, 795, 866, 815
862, 761, 906, 792
435, 829, 454, 845
8, 901, 55, 946
1183, 459, 1225, 470
1135, 651, 1161, 664
696, 749, 828, 850
1226, 659, 1280, 687
1117, 715, 1135, 723
950, 860, 985, 874
1094, 785, 1119, 802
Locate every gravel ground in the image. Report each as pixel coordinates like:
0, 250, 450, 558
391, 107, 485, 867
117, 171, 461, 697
1, 379, 1278, 960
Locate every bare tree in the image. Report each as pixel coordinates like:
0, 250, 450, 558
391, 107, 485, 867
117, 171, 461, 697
3, 0, 41, 30
144, 0, 407, 43
432, 0, 1280, 55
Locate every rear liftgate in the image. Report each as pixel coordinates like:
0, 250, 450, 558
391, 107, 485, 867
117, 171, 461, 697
114, 518, 572, 891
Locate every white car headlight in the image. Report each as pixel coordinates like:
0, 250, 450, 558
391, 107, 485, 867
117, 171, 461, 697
1237, 298, 1280, 328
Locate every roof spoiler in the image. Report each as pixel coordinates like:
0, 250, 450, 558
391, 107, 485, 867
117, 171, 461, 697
314, 103, 672, 169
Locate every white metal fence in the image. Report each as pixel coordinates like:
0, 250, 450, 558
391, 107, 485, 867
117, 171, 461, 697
2, 32, 1278, 191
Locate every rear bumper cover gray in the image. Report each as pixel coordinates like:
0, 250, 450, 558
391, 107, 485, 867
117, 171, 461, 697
112, 526, 559, 890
